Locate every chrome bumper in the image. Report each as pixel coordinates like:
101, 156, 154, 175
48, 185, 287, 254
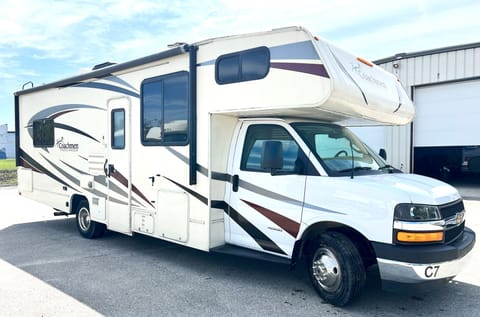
374, 227, 475, 285
377, 251, 472, 284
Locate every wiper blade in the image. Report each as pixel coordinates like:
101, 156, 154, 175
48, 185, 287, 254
338, 166, 372, 173
378, 165, 395, 170
378, 164, 401, 173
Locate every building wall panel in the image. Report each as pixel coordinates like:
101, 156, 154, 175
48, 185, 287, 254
375, 42, 480, 172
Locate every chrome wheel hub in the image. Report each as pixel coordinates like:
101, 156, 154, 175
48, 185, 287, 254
78, 207, 91, 232
312, 247, 341, 292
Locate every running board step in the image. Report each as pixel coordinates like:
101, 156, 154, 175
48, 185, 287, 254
53, 210, 70, 216
211, 244, 290, 265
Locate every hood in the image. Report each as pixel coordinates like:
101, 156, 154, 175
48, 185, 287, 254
353, 173, 460, 206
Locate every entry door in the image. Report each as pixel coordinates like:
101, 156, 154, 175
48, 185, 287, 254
106, 97, 131, 234
226, 122, 307, 257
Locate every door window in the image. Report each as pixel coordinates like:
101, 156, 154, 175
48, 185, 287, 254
240, 124, 306, 174
111, 109, 125, 149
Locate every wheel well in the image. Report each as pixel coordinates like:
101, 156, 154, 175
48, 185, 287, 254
70, 195, 88, 214
293, 222, 377, 269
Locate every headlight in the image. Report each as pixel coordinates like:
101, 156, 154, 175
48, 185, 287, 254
394, 204, 441, 221
394, 203, 444, 244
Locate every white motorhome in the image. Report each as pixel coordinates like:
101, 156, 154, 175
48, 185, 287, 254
15, 27, 475, 306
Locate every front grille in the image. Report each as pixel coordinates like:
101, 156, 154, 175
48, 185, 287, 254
441, 200, 465, 244
440, 200, 464, 218
444, 221, 465, 244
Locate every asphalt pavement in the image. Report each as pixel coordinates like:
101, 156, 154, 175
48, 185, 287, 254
0, 186, 479, 316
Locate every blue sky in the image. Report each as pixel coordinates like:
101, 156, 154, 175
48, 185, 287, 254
1, 0, 479, 130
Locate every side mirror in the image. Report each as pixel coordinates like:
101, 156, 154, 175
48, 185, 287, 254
261, 141, 283, 172
379, 148, 387, 160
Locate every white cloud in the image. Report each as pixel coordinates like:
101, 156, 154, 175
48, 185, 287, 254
332, 2, 480, 59
2, 0, 475, 71
0, 0, 479, 107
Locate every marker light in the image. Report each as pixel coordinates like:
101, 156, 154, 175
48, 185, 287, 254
357, 57, 374, 67
397, 231, 444, 243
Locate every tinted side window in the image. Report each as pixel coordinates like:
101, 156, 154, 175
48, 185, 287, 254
240, 124, 305, 174
163, 75, 188, 143
33, 118, 54, 148
216, 47, 270, 84
242, 49, 270, 81
217, 55, 240, 83
141, 71, 189, 146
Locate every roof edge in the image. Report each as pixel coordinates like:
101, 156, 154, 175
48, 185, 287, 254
374, 41, 480, 65
15, 45, 188, 96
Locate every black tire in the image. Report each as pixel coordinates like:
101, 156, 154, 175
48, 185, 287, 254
307, 232, 366, 306
75, 200, 106, 239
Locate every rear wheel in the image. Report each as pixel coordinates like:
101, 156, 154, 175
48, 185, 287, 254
76, 200, 106, 239
308, 231, 366, 306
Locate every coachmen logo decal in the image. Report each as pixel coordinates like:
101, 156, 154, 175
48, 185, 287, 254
56, 137, 79, 151
351, 62, 387, 88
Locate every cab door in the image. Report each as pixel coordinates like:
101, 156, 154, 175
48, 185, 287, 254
226, 122, 308, 257
105, 97, 132, 234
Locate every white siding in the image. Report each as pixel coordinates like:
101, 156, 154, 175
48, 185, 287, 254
376, 43, 480, 172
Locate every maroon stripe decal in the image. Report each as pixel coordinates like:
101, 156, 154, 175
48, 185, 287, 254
20, 157, 42, 174
241, 199, 300, 238
111, 169, 154, 208
270, 62, 329, 78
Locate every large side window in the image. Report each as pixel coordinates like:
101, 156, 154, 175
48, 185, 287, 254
141, 71, 189, 146
111, 109, 125, 149
33, 118, 54, 148
215, 47, 270, 85
240, 124, 306, 174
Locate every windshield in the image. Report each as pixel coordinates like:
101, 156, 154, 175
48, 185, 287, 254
292, 122, 390, 176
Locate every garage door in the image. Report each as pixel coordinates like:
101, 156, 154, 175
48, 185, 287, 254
414, 80, 480, 147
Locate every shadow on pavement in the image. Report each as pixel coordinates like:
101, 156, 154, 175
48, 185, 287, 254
0, 218, 479, 316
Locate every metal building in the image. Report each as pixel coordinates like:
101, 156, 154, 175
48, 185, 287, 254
0, 124, 15, 159
356, 42, 480, 185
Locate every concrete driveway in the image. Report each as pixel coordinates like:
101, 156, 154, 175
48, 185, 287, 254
0, 186, 479, 316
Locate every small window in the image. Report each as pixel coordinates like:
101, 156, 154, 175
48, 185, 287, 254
141, 71, 189, 146
216, 47, 270, 84
33, 118, 54, 148
240, 124, 305, 174
111, 109, 125, 149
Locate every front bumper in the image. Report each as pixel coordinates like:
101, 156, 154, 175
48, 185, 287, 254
372, 227, 475, 288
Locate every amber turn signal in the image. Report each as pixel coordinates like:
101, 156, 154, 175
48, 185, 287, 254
397, 231, 443, 243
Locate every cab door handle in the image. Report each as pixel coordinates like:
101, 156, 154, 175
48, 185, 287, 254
232, 175, 239, 192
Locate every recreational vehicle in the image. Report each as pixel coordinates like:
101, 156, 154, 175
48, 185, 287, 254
14, 27, 475, 306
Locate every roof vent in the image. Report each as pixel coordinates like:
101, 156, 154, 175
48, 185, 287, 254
92, 62, 116, 70
168, 42, 187, 48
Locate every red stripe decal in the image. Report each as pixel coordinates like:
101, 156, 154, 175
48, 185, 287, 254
111, 169, 154, 208
241, 199, 300, 238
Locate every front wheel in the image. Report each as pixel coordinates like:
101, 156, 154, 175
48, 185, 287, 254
76, 200, 106, 239
308, 232, 366, 306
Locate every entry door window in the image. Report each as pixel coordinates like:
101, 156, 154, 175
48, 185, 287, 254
111, 109, 125, 149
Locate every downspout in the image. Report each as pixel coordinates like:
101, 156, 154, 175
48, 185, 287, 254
187, 44, 198, 185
